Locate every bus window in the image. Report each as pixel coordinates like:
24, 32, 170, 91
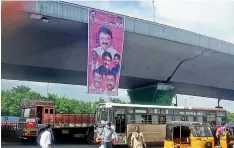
135, 109, 147, 114
174, 116, 181, 121
197, 117, 203, 122
167, 109, 173, 114
161, 109, 173, 115
152, 115, 159, 124
174, 110, 185, 115
203, 116, 208, 123
197, 111, 207, 116
141, 115, 152, 124
135, 115, 141, 124
127, 114, 135, 123
161, 109, 166, 114
154, 109, 160, 114
181, 116, 186, 121
207, 112, 215, 124
128, 109, 134, 114
148, 109, 154, 114
216, 117, 222, 124
186, 111, 195, 116
159, 115, 166, 124
100, 108, 112, 123
217, 111, 226, 117
187, 116, 194, 122
166, 116, 173, 123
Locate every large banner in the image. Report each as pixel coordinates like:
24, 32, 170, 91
87, 9, 125, 96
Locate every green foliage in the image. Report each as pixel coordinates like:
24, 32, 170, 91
1, 85, 128, 116
11, 85, 31, 93
1, 86, 43, 116
127, 85, 175, 106
109, 97, 128, 104
227, 112, 234, 122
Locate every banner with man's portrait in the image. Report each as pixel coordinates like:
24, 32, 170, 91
87, 9, 125, 96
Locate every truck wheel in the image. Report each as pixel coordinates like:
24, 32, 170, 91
86, 131, 96, 144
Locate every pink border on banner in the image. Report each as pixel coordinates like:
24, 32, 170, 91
87, 9, 125, 96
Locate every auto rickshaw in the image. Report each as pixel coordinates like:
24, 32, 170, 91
164, 121, 215, 148
219, 122, 234, 148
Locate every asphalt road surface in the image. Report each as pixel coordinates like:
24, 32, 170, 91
2, 145, 98, 148
2, 133, 161, 148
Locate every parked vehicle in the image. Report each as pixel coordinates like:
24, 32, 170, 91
219, 123, 234, 148
164, 121, 214, 148
17, 98, 95, 144
1, 116, 20, 133
93, 103, 227, 147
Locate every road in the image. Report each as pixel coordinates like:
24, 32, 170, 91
1, 133, 161, 148
2, 144, 98, 148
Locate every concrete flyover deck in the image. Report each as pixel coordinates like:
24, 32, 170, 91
2, 1, 234, 100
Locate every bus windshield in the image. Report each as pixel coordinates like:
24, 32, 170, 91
191, 125, 213, 137
97, 108, 112, 124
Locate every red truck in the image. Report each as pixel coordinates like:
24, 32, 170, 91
17, 98, 95, 144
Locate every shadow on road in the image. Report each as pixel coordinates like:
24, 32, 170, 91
1, 133, 96, 146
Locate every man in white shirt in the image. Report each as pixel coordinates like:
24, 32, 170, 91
89, 50, 99, 71
90, 10, 97, 22
104, 72, 117, 95
109, 17, 116, 27
116, 16, 123, 28
93, 27, 117, 58
102, 122, 117, 148
40, 125, 52, 148
89, 69, 104, 93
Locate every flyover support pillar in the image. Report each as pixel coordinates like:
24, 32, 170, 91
127, 84, 175, 106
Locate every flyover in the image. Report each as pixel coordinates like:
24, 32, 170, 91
2, 1, 234, 100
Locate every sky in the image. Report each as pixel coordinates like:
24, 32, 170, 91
65, 0, 234, 43
1, 79, 234, 113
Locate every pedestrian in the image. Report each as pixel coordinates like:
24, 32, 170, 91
40, 124, 52, 148
101, 122, 117, 148
131, 126, 146, 148
216, 122, 226, 139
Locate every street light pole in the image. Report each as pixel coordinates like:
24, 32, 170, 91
152, 0, 155, 22
47, 83, 49, 97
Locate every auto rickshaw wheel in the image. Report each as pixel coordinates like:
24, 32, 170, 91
229, 143, 234, 148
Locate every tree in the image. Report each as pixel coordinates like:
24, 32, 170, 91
1, 85, 43, 116
109, 97, 127, 104
11, 85, 31, 93
1, 86, 128, 116
227, 112, 234, 122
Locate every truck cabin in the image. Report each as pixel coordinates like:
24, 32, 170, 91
20, 98, 55, 124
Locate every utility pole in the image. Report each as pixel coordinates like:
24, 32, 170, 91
152, 0, 156, 22
47, 83, 49, 97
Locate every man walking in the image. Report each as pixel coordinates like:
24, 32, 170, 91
40, 125, 52, 148
102, 122, 117, 148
